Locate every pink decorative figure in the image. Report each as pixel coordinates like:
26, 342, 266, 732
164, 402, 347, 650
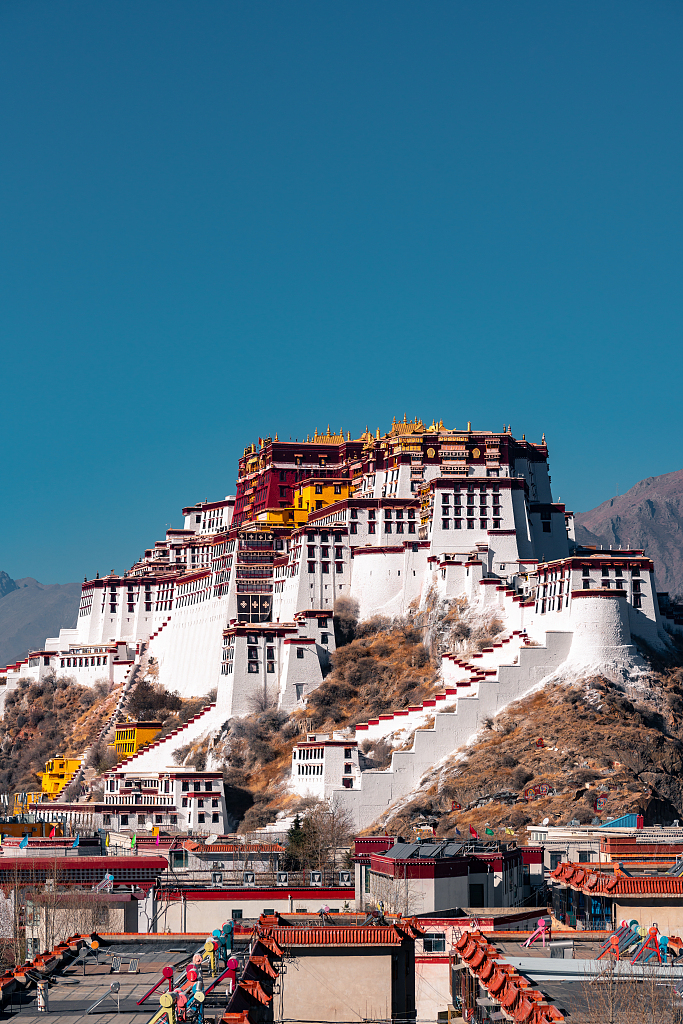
521, 918, 548, 948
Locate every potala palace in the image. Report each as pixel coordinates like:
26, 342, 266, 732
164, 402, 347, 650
2, 418, 678, 829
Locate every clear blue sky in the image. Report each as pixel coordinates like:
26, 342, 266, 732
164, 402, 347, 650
3, 1, 683, 582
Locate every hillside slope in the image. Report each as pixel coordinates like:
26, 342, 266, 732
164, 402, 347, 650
575, 468, 683, 595
0, 574, 80, 668
372, 664, 683, 840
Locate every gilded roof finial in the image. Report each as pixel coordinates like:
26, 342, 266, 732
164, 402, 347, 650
467, 421, 471, 431
404, 413, 407, 424
275, 433, 279, 441
542, 432, 546, 444
347, 431, 351, 441
376, 428, 380, 439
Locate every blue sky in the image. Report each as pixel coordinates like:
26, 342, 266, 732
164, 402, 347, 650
3, 1, 683, 582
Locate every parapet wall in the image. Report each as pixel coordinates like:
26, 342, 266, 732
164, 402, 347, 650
333, 631, 573, 829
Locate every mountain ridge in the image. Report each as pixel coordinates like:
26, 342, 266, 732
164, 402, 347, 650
0, 573, 80, 669
575, 467, 683, 596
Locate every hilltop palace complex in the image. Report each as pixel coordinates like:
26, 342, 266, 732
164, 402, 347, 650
2, 418, 679, 829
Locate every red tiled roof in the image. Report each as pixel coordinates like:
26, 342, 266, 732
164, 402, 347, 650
269, 925, 406, 946
455, 930, 564, 1024
551, 862, 683, 896
238, 979, 271, 1005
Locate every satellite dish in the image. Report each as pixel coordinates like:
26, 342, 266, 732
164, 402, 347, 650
205, 834, 218, 845
145, 822, 154, 832
542, 817, 550, 826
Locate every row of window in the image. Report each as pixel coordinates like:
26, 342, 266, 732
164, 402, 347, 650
60, 656, 107, 668
308, 546, 343, 558
538, 592, 643, 612
349, 509, 416, 520
441, 519, 502, 530
308, 561, 345, 573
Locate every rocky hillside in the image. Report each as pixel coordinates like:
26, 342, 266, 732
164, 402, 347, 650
374, 656, 683, 840
0, 572, 80, 668
575, 468, 683, 596
0, 675, 122, 795
10, 595, 683, 843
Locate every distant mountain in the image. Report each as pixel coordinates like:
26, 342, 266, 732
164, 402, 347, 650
575, 468, 683, 597
0, 574, 81, 669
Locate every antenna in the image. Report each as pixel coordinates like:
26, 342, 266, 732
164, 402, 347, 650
205, 834, 219, 845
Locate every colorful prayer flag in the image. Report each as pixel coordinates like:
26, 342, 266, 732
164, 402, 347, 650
469, 825, 478, 838
485, 827, 494, 836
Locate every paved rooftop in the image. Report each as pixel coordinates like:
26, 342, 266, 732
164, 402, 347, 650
3, 936, 250, 1024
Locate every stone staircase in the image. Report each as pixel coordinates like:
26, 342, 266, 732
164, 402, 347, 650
356, 631, 532, 745
334, 630, 573, 829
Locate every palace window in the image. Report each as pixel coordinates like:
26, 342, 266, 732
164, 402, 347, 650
248, 663, 258, 673
454, 519, 462, 529
350, 523, 358, 534
308, 561, 315, 573
297, 648, 304, 659
467, 520, 475, 529
385, 524, 392, 533
321, 546, 329, 557
322, 562, 330, 573
442, 519, 450, 530
335, 562, 343, 573
368, 523, 376, 534
634, 595, 642, 608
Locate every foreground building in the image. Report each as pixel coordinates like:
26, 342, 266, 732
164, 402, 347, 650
354, 836, 525, 914
226, 912, 421, 1023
